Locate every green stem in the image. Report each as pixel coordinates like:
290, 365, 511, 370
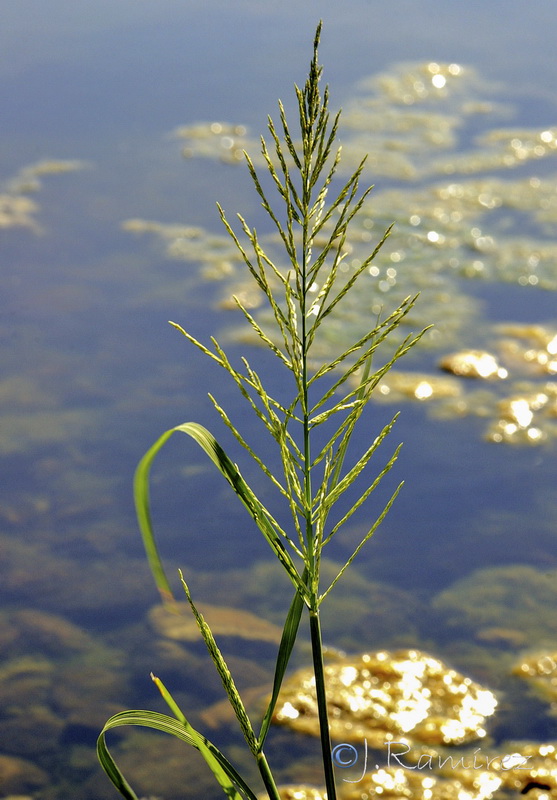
257, 751, 282, 800
309, 609, 337, 800
296, 35, 337, 799
301, 148, 314, 568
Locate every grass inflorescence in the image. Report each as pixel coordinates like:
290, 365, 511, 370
98, 22, 425, 800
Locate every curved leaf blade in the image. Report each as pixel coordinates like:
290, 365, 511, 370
98, 708, 256, 800
134, 422, 306, 603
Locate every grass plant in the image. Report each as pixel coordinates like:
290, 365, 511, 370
98, 23, 425, 800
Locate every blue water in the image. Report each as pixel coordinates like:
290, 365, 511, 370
1, 2, 557, 798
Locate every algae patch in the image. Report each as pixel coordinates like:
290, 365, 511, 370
369, 326, 557, 445
273, 649, 497, 747
0, 159, 86, 232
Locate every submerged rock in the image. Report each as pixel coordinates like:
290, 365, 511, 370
257, 786, 326, 800
442, 742, 557, 800
0, 753, 48, 793
148, 601, 283, 644
513, 652, 557, 710
7, 608, 98, 656
83, 729, 219, 800
340, 765, 501, 800
497, 742, 557, 798
259, 767, 500, 800
475, 627, 528, 647
432, 566, 557, 646
263, 743, 557, 800
259, 744, 557, 800
273, 649, 497, 747
0, 704, 65, 756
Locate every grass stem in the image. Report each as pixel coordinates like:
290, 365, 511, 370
309, 609, 337, 800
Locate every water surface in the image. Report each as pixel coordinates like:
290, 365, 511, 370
1, 2, 557, 798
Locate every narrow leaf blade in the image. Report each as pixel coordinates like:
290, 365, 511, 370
98, 708, 253, 800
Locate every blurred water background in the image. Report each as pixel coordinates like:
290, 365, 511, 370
1, 1, 557, 797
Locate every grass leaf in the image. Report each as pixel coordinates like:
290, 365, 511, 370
180, 573, 258, 754
258, 572, 307, 746
134, 422, 308, 603
98, 707, 255, 800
